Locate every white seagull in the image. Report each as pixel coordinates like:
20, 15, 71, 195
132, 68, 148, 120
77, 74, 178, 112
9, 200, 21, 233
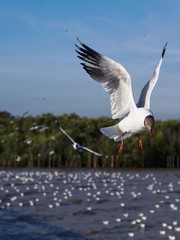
75, 39, 167, 153
56, 120, 102, 156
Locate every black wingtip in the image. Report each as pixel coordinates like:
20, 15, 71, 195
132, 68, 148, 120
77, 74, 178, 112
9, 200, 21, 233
162, 42, 167, 58
75, 37, 83, 47
76, 36, 80, 43
74, 37, 84, 54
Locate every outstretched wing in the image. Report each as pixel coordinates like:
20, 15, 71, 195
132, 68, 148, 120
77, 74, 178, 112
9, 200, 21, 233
56, 120, 102, 156
75, 39, 137, 119
82, 146, 102, 156
137, 43, 167, 109
56, 120, 75, 144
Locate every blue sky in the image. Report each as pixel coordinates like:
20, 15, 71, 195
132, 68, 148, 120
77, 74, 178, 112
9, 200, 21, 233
0, 0, 180, 120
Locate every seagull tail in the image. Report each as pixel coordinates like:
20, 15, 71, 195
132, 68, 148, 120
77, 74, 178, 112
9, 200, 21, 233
100, 123, 123, 142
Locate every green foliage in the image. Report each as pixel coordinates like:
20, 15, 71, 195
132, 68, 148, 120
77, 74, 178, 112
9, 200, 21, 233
0, 111, 179, 168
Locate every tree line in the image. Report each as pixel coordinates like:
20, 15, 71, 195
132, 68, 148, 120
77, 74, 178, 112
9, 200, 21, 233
0, 111, 179, 168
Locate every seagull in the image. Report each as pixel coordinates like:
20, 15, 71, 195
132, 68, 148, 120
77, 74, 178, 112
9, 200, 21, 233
75, 38, 167, 153
55, 120, 102, 156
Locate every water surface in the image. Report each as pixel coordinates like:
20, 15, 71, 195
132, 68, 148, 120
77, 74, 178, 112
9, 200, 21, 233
0, 169, 179, 239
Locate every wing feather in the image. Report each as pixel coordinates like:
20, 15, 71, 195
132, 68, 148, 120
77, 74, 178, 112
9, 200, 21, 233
82, 146, 102, 156
75, 39, 136, 119
137, 43, 167, 109
56, 120, 75, 144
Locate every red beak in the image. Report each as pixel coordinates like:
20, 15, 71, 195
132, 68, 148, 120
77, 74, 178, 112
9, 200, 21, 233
149, 129, 152, 137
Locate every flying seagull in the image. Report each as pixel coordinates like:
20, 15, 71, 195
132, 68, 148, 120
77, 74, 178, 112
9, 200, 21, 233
56, 120, 102, 156
75, 39, 167, 153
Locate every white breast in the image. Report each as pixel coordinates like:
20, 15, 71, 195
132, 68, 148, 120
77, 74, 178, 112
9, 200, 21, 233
119, 108, 153, 135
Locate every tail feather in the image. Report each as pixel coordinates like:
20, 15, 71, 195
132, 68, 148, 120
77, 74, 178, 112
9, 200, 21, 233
100, 123, 122, 142
100, 123, 132, 142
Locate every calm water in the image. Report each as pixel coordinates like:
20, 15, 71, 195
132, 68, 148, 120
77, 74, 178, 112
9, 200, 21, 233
0, 168, 180, 240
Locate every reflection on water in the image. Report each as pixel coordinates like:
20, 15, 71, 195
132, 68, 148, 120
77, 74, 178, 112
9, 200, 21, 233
0, 169, 180, 240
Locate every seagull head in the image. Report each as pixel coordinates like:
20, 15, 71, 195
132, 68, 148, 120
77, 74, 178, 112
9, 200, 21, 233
144, 115, 155, 137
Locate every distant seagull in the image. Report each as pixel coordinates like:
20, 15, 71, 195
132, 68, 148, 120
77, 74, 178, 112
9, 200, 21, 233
16, 155, 21, 162
75, 38, 167, 153
21, 111, 29, 118
55, 120, 102, 156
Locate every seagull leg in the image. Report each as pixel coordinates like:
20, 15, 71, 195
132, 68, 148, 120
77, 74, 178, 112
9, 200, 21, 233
137, 135, 143, 151
119, 141, 124, 153
119, 132, 125, 153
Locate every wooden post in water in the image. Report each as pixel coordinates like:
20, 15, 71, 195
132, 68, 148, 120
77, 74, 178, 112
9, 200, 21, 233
169, 156, 171, 168
65, 158, 69, 168
78, 155, 82, 168
141, 155, 144, 168
167, 155, 171, 168
115, 155, 119, 168
172, 155, 175, 168
58, 155, 62, 168
111, 155, 114, 168
48, 154, 51, 168
93, 156, 97, 168
28, 148, 33, 167
177, 156, 180, 168
102, 156, 106, 168
87, 154, 91, 168
169, 156, 172, 168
